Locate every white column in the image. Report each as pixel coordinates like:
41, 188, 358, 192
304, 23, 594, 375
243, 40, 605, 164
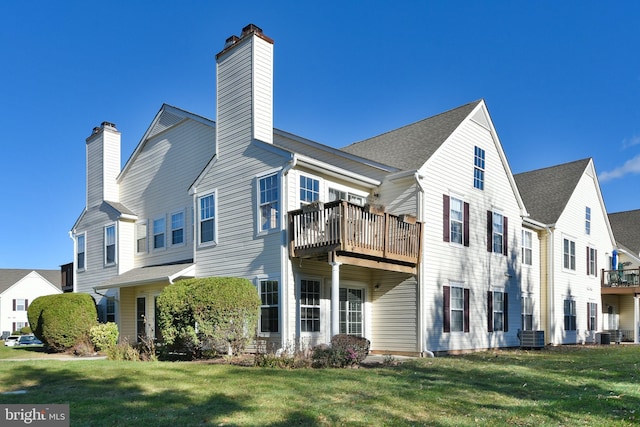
634, 295, 639, 344
331, 260, 341, 339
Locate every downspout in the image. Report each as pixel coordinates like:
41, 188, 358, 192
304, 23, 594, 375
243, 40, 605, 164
280, 154, 297, 350
414, 172, 434, 358
545, 225, 554, 345
68, 230, 77, 293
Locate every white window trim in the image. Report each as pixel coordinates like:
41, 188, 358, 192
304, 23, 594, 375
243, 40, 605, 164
256, 169, 281, 236
449, 194, 465, 246
521, 229, 533, 267
562, 235, 577, 272
298, 276, 323, 335
587, 246, 597, 276
170, 209, 186, 247
198, 191, 218, 247
104, 223, 117, 267
255, 274, 280, 337
135, 220, 148, 255
298, 172, 321, 206
492, 210, 504, 254
585, 206, 591, 235
450, 283, 465, 334
153, 216, 167, 251
76, 232, 86, 272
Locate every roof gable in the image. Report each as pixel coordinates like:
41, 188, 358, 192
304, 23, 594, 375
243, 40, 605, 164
514, 158, 591, 225
340, 100, 482, 171
0, 269, 60, 294
609, 209, 640, 255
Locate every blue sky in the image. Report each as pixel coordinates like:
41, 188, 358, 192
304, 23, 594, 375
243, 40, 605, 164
2, 1, 640, 269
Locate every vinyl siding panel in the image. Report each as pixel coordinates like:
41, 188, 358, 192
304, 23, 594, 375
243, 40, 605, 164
371, 274, 418, 353
420, 119, 523, 352
547, 168, 614, 344
253, 38, 273, 143
119, 120, 214, 267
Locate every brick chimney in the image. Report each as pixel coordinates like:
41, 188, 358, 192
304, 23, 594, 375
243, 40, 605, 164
85, 121, 120, 208
215, 24, 274, 148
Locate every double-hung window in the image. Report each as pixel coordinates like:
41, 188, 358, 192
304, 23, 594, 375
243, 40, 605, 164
587, 247, 597, 276
450, 197, 464, 245
473, 146, 485, 190
171, 212, 184, 245
153, 217, 165, 250
444, 285, 468, 333
199, 193, 216, 244
488, 291, 508, 332
328, 187, 366, 206
521, 230, 532, 266
13, 299, 28, 311
563, 238, 576, 270
259, 279, 279, 333
77, 234, 85, 270
105, 224, 116, 265
443, 195, 469, 246
564, 299, 576, 331
585, 207, 591, 235
136, 222, 147, 253
259, 173, 279, 232
487, 211, 508, 255
300, 279, 321, 333
300, 175, 319, 206
521, 296, 533, 331
587, 302, 597, 331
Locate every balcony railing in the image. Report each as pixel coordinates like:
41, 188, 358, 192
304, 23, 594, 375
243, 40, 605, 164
601, 268, 640, 287
288, 200, 422, 266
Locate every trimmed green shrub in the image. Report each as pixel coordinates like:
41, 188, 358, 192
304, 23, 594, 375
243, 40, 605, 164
89, 322, 119, 352
27, 293, 98, 352
19, 326, 32, 335
157, 277, 261, 358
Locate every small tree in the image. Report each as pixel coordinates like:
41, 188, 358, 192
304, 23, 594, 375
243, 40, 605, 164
157, 277, 261, 357
27, 293, 98, 352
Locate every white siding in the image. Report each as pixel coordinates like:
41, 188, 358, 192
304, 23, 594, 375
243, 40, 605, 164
420, 117, 523, 352
546, 165, 615, 344
253, 37, 273, 144
0, 272, 61, 334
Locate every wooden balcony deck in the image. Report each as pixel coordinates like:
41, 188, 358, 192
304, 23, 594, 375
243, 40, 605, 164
288, 200, 422, 274
601, 268, 640, 294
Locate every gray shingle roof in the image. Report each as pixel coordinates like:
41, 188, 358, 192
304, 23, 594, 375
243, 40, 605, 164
514, 158, 591, 225
95, 261, 195, 290
340, 100, 482, 171
0, 269, 60, 294
608, 209, 640, 255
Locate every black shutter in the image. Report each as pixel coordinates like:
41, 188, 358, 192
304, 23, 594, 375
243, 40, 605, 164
463, 288, 470, 333
443, 286, 450, 333
443, 195, 450, 242
463, 202, 470, 247
504, 293, 509, 332
503, 216, 508, 256
487, 211, 493, 252
487, 291, 493, 332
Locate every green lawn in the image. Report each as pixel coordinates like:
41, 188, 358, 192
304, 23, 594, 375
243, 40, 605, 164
0, 345, 638, 426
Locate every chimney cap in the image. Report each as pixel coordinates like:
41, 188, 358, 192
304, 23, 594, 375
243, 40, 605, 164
216, 23, 273, 59
241, 23, 263, 36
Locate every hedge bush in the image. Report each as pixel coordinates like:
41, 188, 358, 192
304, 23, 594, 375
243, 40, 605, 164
157, 277, 261, 358
27, 293, 98, 352
312, 334, 370, 368
89, 322, 119, 352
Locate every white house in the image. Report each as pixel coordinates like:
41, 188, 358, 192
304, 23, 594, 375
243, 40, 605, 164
71, 24, 618, 355
605, 209, 640, 343
514, 158, 617, 345
0, 269, 62, 335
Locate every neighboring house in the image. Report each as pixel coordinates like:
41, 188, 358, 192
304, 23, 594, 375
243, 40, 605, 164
605, 210, 640, 343
70, 24, 622, 355
0, 269, 62, 335
514, 158, 617, 345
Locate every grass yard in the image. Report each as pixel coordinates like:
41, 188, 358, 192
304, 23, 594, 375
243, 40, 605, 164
0, 345, 638, 426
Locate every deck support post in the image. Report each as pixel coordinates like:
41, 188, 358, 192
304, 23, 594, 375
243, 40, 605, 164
330, 254, 341, 339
